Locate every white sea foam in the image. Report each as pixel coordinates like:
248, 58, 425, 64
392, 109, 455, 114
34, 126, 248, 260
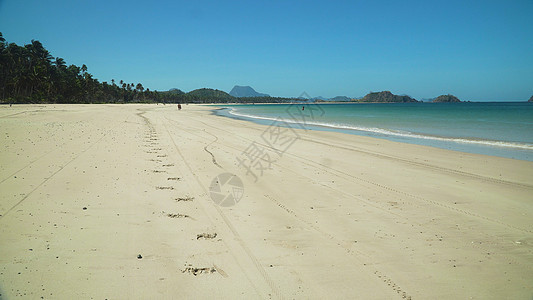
227, 108, 533, 151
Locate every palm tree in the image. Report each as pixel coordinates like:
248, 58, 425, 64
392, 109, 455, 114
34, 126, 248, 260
54, 57, 66, 69
28, 40, 52, 63
51, 57, 66, 98
22, 40, 53, 99
0, 32, 6, 99
0, 32, 5, 50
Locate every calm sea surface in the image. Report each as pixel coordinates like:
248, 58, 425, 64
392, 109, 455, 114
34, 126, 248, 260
214, 102, 533, 161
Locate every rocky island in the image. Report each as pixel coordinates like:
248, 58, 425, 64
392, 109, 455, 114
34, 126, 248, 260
432, 94, 461, 103
357, 91, 418, 103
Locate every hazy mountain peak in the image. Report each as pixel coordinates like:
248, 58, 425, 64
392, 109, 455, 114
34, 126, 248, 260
229, 85, 269, 97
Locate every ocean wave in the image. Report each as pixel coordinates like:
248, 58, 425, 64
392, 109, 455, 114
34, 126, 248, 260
227, 108, 533, 151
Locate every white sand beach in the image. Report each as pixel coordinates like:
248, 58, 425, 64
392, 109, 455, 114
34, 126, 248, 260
1, 104, 532, 299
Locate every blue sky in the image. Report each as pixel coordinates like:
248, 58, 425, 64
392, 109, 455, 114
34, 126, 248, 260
1, 0, 532, 100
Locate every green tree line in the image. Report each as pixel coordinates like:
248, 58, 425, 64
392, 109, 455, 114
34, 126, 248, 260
0, 32, 184, 103
0, 33, 300, 104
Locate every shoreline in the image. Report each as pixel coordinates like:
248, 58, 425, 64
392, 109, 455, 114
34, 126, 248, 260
212, 104, 533, 162
1, 104, 532, 299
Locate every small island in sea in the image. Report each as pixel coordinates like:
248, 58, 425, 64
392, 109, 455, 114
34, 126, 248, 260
432, 94, 461, 103
356, 91, 419, 103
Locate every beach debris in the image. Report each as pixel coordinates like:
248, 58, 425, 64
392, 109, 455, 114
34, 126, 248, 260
82, 207, 87, 210
196, 233, 217, 240
137, 254, 143, 259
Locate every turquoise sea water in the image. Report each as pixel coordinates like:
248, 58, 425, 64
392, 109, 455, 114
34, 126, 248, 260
214, 102, 533, 161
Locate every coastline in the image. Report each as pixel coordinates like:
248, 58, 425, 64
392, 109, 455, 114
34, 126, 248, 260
1, 104, 532, 299
213, 103, 533, 162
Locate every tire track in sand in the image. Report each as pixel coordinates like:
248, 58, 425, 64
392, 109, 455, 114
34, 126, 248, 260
161, 116, 282, 299
186, 118, 533, 235
168, 116, 532, 271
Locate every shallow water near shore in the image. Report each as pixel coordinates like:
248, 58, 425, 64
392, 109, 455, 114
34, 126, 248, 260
214, 102, 533, 161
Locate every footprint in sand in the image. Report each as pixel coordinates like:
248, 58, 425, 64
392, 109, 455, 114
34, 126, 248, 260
156, 186, 174, 190
167, 213, 189, 218
175, 196, 194, 202
196, 233, 217, 240
181, 264, 217, 276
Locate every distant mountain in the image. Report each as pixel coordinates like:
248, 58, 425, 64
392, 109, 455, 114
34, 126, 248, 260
311, 96, 328, 101
329, 96, 352, 102
420, 98, 436, 102
229, 85, 269, 97
359, 91, 418, 103
432, 94, 461, 103
528, 95, 533, 102
186, 88, 234, 102
168, 88, 184, 95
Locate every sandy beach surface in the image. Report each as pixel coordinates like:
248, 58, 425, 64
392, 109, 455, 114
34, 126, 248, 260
1, 104, 532, 299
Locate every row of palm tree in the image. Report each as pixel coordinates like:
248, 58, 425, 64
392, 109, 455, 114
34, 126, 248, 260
0, 33, 298, 104
0, 32, 168, 103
